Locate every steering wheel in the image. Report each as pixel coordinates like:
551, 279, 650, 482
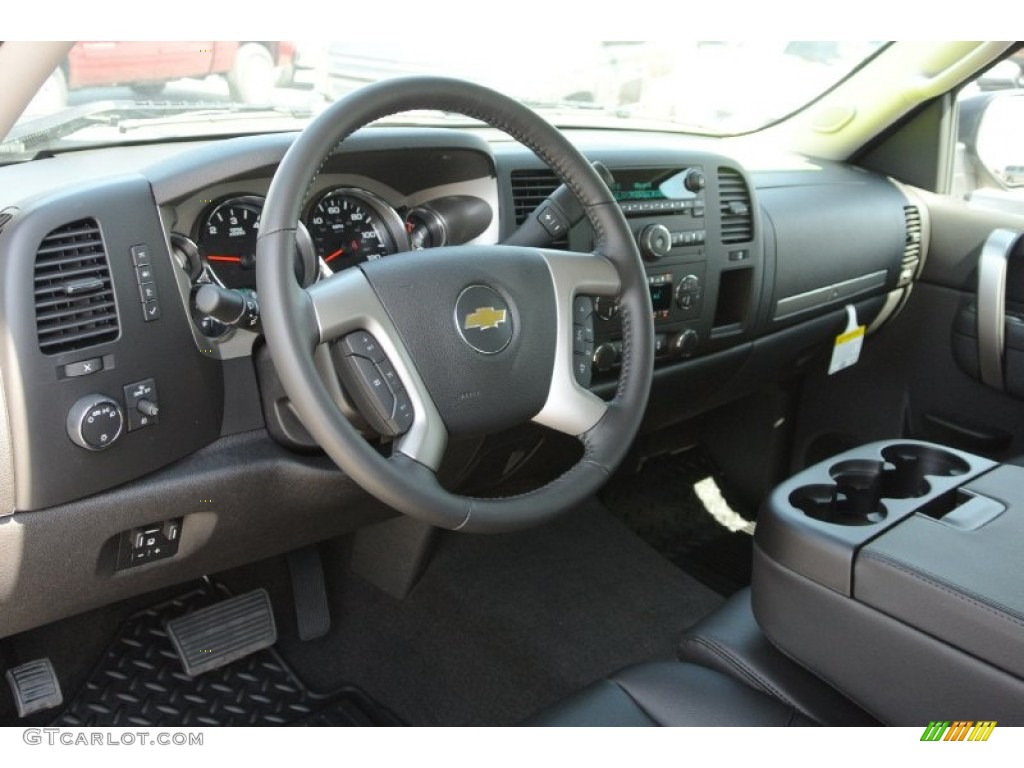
256, 77, 653, 533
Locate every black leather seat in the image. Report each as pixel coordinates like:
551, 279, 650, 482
528, 588, 879, 727
527, 662, 814, 727
678, 588, 879, 725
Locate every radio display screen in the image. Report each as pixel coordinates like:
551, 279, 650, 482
649, 282, 672, 311
610, 168, 697, 202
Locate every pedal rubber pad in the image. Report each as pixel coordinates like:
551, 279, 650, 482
166, 589, 277, 677
5, 658, 63, 717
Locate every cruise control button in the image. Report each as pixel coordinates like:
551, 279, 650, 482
340, 331, 386, 363
573, 353, 592, 388
573, 323, 595, 350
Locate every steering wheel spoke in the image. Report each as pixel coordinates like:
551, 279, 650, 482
306, 269, 448, 471
531, 249, 619, 437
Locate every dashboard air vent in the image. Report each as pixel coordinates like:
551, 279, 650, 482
34, 218, 119, 355
510, 169, 560, 225
717, 167, 754, 244
903, 205, 922, 265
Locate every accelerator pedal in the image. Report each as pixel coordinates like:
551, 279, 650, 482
5, 658, 63, 717
166, 588, 277, 677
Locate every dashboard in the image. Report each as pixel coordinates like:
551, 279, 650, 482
0, 125, 928, 637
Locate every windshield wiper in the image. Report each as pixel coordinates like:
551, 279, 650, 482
1, 101, 315, 154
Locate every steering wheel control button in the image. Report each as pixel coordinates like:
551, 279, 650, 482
455, 285, 513, 355
392, 390, 414, 432
573, 354, 592, 388
537, 205, 568, 238
63, 356, 104, 378
573, 296, 593, 324
130, 244, 151, 267
333, 331, 415, 438
67, 394, 124, 451
124, 378, 159, 431
340, 331, 386, 363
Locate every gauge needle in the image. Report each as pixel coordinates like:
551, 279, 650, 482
324, 249, 344, 263
207, 255, 243, 263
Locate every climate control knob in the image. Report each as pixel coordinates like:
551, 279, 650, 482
638, 223, 672, 261
67, 395, 124, 451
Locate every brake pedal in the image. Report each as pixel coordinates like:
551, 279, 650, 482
165, 589, 277, 677
5, 658, 63, 717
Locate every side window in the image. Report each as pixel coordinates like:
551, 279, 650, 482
952, 52, 1024, 214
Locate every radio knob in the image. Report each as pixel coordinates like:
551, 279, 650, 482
684, 169, 706, 193
671, 330, 700, 358
67, 395, 124, 451
638, 223, 672, 261
592, 343, 618, 372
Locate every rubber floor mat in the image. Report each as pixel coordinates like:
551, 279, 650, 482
53, 583, 401, 727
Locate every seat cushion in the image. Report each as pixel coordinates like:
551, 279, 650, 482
678, 588, 878, 726
526, 662, 815, 726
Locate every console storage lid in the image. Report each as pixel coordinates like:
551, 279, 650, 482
856, 464, 1024, 681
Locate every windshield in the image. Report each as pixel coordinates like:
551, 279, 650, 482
7, 41, 885, 155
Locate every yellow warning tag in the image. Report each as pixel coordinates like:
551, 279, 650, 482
829, 305, 866, 375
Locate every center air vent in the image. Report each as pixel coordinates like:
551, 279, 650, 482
34, 218, 119, 355
510, 169, 560, 225
718, 167, 754, 244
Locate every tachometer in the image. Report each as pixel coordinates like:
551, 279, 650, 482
197, 196, 263, 290
305, 188, 407, 270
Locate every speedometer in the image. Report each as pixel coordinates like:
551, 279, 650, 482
305, 188, 407, 270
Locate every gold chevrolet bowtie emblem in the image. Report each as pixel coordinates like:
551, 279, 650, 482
464, 306, 508, 331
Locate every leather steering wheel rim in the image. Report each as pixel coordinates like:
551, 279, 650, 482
256, 76, 653, 533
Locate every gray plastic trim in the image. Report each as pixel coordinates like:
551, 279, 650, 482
977, 228, 1021, 390
774, 270, 888, 320
532, 249, 619, 437
306, 268, 447, 470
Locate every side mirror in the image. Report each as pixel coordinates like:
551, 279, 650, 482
957, 90, 1024, 210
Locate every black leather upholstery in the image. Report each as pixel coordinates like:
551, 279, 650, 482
677, 588, 878, 726
526, 662, 815, 726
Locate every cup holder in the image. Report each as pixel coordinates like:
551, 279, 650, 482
789, 444, 972, 526
790, 464, 888, 526
880, 443, 970, 482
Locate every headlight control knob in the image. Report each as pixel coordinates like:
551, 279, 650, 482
67, 395, 124, 451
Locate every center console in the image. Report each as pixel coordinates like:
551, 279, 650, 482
753, 440, 1024, 724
